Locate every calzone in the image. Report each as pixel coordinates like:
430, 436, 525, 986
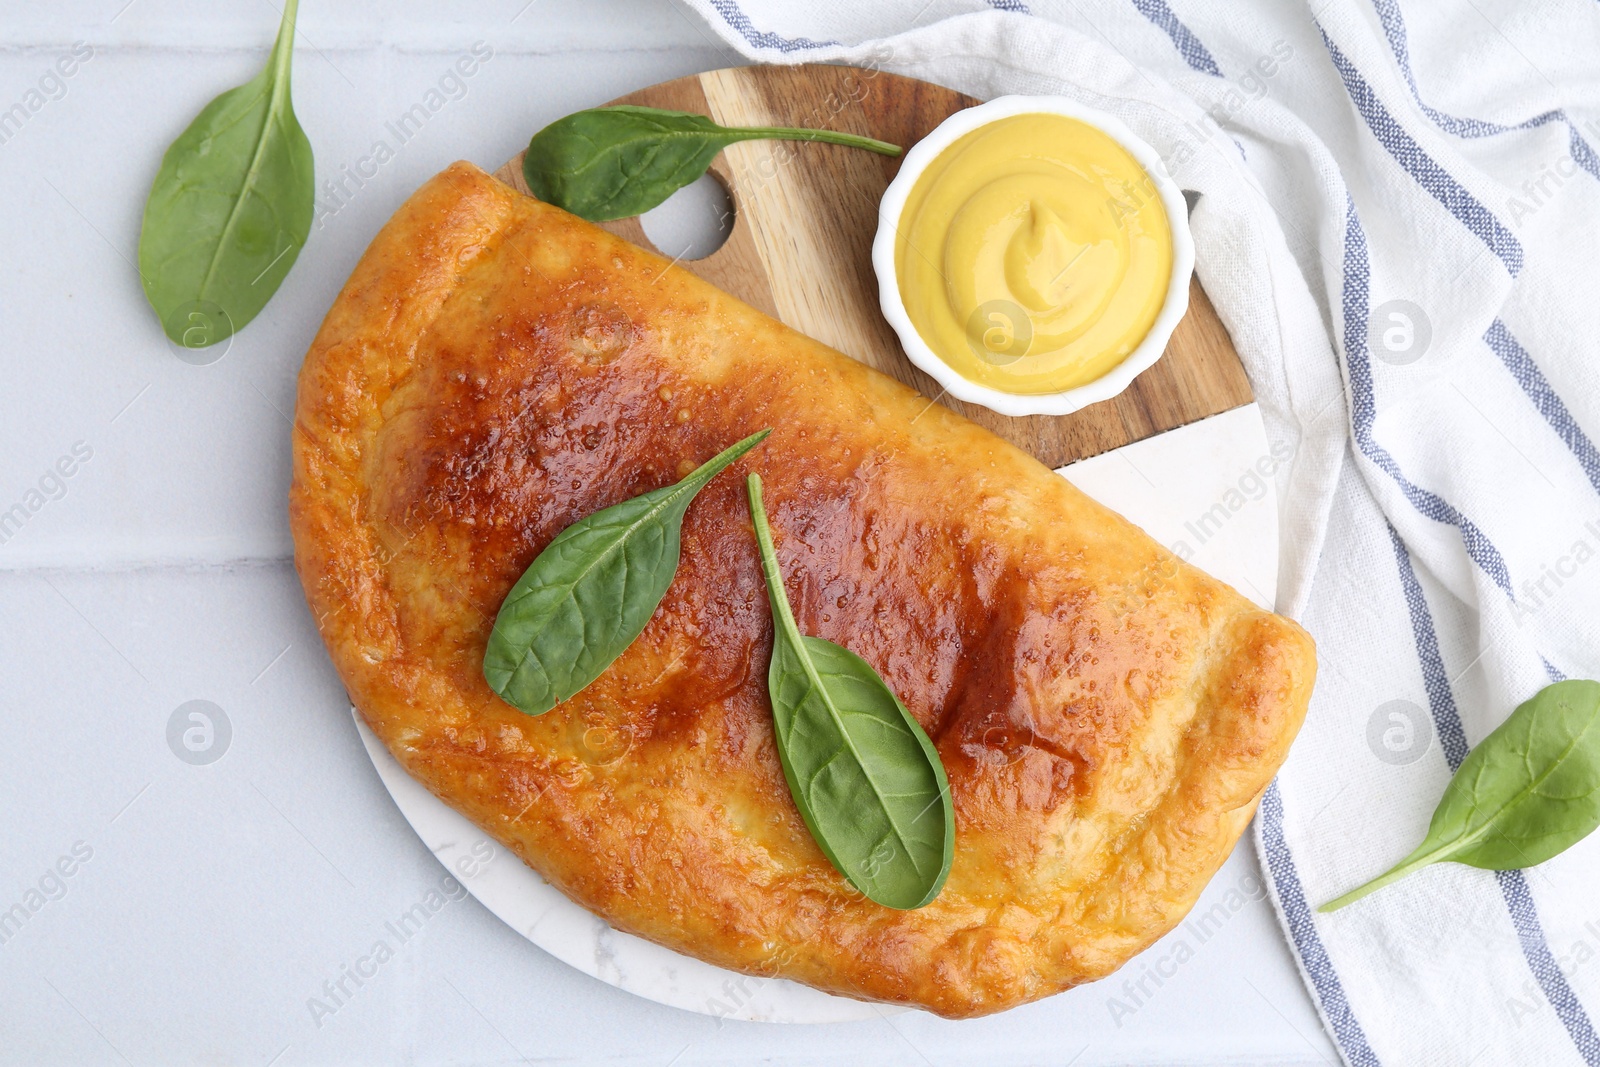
290, 161, 1315, 1018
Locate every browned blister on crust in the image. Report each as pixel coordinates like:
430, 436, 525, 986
290, 161, 1315, 1018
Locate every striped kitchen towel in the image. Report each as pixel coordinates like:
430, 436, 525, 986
682, 2, 1600, 1064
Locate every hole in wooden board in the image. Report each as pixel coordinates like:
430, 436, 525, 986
638, 171, 734, 261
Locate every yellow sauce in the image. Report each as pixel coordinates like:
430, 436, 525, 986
895, 113, 1173, 394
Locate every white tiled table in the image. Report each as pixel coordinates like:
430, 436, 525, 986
0, 2, 1336, 1062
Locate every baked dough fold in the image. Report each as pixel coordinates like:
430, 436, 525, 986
290, 161, 1314, 1017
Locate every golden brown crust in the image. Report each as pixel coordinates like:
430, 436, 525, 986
290, 161, 1314, 1018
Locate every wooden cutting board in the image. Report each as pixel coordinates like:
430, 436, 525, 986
493, 64, 1252, 470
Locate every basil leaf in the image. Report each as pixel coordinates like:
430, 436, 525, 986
483, 429, 770, 716
138, 0, 314, 348
522, 105, 901, 222
1321, 679, 1600, 912
746, 474, 954, 909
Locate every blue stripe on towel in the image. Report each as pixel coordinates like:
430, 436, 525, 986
1482, 320, 1600, 498
1129, 0, 1223, 76
1389, 525, 1600, 1065
1259, 783, 1384, 1066
1371, 0, 1599, 181
1386, 525, 1472, 768
1321, 29, 1524, 276
710, 0, 1031, 50
1498, 871, 1600, 1066
1342, 198, 1515, 594
705, 0, 838, 51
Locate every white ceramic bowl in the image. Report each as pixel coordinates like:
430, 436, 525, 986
872, 95, 1195, 417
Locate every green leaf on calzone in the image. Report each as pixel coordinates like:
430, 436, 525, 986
746, 473, 954, 910
483, 429, 769, 716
